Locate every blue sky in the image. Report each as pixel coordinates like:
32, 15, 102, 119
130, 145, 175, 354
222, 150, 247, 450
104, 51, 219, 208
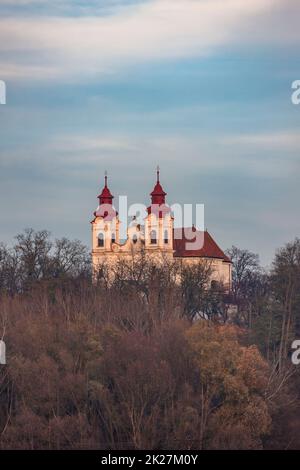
0, 0, 299, 266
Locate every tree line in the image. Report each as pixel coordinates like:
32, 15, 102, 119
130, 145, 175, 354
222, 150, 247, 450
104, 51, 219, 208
0, 229, 300, 449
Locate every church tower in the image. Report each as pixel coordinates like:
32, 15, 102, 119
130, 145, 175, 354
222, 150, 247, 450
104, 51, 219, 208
90, 168, 231, 289
144, 167, 174, 256
91, 173, 120, 269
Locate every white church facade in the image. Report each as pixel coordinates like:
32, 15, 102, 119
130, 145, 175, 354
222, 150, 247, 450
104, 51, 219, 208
91, 170, 232, 290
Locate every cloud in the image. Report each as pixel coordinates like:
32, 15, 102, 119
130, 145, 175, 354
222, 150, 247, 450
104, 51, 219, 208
0, 0, 148, 18
0, 0, 47, 4
0, 0, 144, 6
2, 130, 297, 180
50, 135, 137, 153
0, 62, 62, 79
224, 132, 300, 152
0, 0, 292, 82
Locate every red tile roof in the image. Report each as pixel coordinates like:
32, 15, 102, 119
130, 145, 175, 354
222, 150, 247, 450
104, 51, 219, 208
173, 228, 231, 262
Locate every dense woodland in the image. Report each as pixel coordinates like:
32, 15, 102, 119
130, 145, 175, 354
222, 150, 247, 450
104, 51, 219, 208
0, 228, 300, 449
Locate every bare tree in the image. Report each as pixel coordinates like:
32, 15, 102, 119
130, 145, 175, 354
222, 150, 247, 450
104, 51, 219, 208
51, 238, 91, 278
15, 228, 52, 284
226, 246, 262, 326
180, 260, 212, 321
271, 239, 300, 372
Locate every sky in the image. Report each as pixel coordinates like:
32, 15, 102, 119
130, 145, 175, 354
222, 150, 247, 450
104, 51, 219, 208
0, 0, 300, 267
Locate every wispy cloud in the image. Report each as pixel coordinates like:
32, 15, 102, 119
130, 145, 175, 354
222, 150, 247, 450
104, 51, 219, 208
1, 131, 297, 179
0, 0, 294, 81
0, 0, 149, 17
0, 0, 47, 4
225, 132, 300, 151
50, 135, 137, 153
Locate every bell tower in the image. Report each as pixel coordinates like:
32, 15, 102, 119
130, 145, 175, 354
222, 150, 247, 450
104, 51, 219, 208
91, 172, 120, 269
144, 167, 173, 255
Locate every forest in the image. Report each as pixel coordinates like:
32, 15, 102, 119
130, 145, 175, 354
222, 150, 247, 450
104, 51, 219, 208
0, 228, 300, 449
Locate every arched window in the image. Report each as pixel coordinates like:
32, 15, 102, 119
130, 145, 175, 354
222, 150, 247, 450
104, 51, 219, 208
164, 229, 168, 244
98, 233, 104, 248
132, 234, 138, 244
111, 233, 116, 244
150, 230, 157, 245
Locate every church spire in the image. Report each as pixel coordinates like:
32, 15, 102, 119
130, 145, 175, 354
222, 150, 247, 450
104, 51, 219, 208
147, 166, 170, 219
98, 171, 114, 205
150, 166, 167, 205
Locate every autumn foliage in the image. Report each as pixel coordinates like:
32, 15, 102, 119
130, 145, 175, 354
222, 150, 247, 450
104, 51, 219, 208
1, 230, 300, 449
0, 283, 271, 449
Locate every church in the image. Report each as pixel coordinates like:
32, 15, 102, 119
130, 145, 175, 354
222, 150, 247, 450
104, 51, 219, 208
91, 169, 232, 290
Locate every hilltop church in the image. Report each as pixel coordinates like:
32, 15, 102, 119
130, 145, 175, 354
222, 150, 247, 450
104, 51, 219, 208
91, 169, 231, 290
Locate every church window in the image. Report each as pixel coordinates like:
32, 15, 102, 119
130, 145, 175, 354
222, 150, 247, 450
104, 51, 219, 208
150, 230, 157, 244
164, 230, 168, 244
111, 233, 116, 243
98, 233, 104, 248
132, 234, 138, 244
